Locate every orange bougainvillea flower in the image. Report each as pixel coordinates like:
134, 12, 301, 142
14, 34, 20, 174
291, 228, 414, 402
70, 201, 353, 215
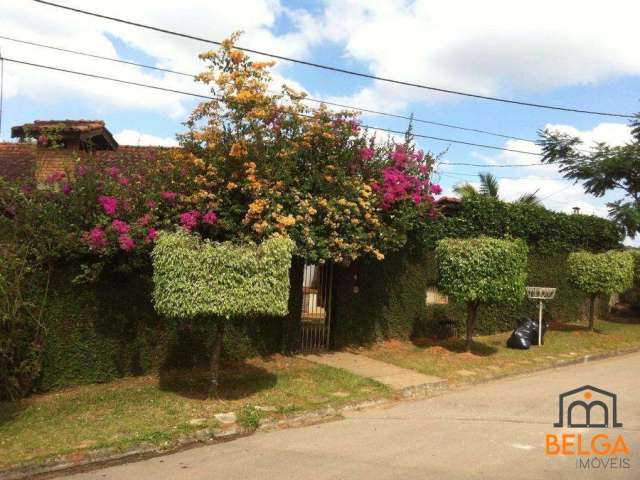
229, 143, 248, 157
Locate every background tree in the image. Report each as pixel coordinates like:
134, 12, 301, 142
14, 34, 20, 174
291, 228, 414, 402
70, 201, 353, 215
566, 250, 634, 330
151, 230, 294, 397
436, 237, 528, 351
538, 113, 640, 237
453, 172, 540, 205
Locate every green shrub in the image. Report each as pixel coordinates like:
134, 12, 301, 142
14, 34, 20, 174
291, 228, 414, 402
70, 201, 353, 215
436, 237, 528, 351
0, 251, 49, 400
151, 230, 294, 396
567, 250, 634, 329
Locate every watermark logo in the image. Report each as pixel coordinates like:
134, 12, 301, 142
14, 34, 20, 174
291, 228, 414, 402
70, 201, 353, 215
553, 385, 622, 429
545, 385, 631, 471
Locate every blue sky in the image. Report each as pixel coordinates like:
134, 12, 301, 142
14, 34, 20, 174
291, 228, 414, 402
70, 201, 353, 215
1, 0, 639, 237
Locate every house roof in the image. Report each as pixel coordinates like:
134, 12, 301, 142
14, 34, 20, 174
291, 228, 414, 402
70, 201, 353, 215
11, 120, 118, 151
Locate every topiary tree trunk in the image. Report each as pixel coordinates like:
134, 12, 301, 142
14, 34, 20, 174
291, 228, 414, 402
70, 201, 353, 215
208, 318, 226, 398
588, 294, 597, 331
465, 301, 479, 352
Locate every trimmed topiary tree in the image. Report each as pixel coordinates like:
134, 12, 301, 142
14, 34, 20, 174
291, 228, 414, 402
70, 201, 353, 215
436, 237, 528, 352
151, 230, 294, 396
566, 250, 634, 330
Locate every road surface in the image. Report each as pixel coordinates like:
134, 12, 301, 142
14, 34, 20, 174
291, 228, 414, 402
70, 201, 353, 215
66, 352, 640, 480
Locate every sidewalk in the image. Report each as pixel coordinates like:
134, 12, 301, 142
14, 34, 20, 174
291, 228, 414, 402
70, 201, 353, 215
301, 351, 447, 395
62, 351, 640, 480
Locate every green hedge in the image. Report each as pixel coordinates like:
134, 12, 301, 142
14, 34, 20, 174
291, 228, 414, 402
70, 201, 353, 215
419, 197, 623, 253
331, 244, 607, 347
39, 265, 302, 391
35, 197, 622, 391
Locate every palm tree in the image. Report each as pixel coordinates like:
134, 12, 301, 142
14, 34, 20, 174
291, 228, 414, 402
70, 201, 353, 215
453, 172, 540, 205
478, 172, 499, 197
514, 190, 541, 206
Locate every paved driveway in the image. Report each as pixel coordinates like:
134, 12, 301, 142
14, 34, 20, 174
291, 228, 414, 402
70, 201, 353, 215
66, 352, 640, 480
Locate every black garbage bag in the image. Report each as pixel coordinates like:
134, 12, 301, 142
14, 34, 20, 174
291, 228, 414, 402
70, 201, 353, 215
507, 316, 548, 349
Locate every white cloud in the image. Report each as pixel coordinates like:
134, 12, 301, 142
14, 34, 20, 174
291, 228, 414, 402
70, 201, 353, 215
544, 122, 633, 148
0, 0, 314, 118
624, 236, 640, 247
474, 122, 633, 176
114, 129, 178, 147
445, 120, 637, 218
313, 0, 640, 111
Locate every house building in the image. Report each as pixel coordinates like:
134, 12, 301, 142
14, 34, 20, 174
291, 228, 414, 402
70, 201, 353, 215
0, 119, 174, 183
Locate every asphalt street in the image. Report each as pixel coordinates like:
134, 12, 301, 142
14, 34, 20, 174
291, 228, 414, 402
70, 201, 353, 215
66, 352, 640, 480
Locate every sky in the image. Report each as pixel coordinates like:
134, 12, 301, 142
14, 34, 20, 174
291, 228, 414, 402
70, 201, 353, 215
1, 0, 639, 242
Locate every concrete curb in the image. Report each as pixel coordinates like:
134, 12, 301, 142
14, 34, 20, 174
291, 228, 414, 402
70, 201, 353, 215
444, 345, 640, 390
2, 346, 639, 480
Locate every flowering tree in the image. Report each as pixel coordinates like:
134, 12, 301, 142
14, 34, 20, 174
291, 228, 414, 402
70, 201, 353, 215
1, 34, 441, 273
177, 33, 441, 264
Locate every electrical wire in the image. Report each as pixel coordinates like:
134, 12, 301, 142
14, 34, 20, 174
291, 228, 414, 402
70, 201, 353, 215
0, 49, 4, 140
0, 34, 541, 145
3, 56, 550, 161
0, 35, 194, 78
31, 0, 636, 119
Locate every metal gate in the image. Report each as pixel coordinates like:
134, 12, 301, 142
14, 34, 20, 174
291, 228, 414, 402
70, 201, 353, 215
300, 262, 333, 353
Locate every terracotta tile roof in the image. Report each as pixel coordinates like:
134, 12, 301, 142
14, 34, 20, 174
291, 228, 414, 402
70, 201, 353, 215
11, 120, 107, 135
0, 143, 36, 181
11, 120, 118, 151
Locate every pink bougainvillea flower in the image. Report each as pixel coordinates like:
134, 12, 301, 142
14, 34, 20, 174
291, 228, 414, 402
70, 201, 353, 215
118, 234, 135, 251
62, 183, 72, 195
118, 176, 131, 186
84, 226, 108, 250
137, 214, 151, 226
202, 211, 218, 224
429, 184, 442, 195
359, 147, 374, 162
145, 228, 158, 243
390, 146, 408, 167
161, 191, 177, 202
179, 210, 200, 231
106, 166, 121, 178
98, 195, 118, 216
77, 165, 87, 177
20, 184, 34, 195
145, 200, 158, 209
45, 171, 65, 184
111, 219, 130, 234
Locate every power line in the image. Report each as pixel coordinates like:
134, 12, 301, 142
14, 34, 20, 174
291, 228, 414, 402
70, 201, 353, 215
437, 171, 545, 181
2, 56, 547, 161
0, 48, 4, 140
3, 58, 212, 99
32, 0, 635, 119
0, 34, 542, 145
0, 35, 194, 78
439, 160, 540, 167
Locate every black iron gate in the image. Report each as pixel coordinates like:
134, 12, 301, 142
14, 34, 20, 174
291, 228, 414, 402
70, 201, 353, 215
300, 262, 333, 353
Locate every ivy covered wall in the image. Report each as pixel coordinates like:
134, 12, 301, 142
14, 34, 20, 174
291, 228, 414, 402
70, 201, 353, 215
331, 246, 607, 348
35, 197, 622, 391
39, 264, 303, 391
